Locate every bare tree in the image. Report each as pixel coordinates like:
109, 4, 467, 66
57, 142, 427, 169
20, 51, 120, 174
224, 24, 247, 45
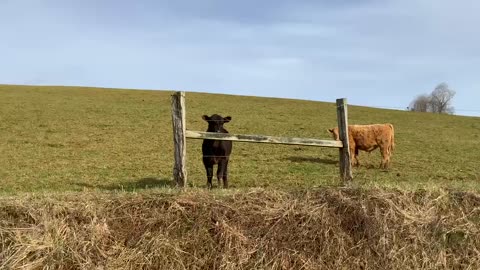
430, 83, 455, 114
409, 83, 455, 114
409, 94, 431, 112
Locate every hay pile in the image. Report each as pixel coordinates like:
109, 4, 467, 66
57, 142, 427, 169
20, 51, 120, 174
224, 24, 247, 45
1, 188, 479, 269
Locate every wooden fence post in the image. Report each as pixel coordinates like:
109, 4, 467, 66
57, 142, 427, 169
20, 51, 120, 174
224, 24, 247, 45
336, 98, 353, 182
171, 91, 187, 187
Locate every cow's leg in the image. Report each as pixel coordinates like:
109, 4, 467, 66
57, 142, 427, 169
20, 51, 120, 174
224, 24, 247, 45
223, 160, 229, 188
380, 146, 390, 169
350, 155, 357, 167
350, 146, 359, 167
217, 169, 221, 187
217, 159, 229, 188
354, 158, 360, 167
204, 163, 214, 189
354, 148, 360, 166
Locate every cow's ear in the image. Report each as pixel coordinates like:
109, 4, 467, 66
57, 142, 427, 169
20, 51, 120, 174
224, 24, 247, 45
224, 116, 232, 123
328, 128, 334, 133
202, 115, 210, 121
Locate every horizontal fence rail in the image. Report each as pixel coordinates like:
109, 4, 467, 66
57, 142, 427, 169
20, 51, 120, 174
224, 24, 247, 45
186, 130, 343, 148
171, 91, 352, 187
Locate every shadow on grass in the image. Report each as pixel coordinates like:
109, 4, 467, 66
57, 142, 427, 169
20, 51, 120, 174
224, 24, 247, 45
76, 177, 173, 191
285, 156, 338, 165
358, 163, 391, 172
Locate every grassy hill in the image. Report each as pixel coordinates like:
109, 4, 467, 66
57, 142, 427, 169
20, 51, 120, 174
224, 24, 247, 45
1, 84, 479, 194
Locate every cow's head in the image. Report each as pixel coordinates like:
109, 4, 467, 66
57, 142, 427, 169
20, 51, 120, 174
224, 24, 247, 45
202, 114, 232, 133
328, 127, 340, 140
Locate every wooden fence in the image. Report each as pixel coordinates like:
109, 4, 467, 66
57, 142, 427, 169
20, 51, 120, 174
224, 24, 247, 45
171, 91, 352, 187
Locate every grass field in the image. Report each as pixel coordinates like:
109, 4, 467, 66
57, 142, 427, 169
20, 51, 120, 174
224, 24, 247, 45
1, 84, 480, 194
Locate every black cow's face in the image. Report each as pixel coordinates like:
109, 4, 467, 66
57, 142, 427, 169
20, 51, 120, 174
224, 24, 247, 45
202, 114, 232, 133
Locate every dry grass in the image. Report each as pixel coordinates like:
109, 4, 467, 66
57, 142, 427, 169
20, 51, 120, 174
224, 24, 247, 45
1, 188, 479, 269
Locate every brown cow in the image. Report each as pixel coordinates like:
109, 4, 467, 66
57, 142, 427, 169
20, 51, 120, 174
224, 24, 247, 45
328, 124, 395, 169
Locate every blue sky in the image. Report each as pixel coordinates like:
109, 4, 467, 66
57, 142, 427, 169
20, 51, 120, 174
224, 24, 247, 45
1, 0, 480, 116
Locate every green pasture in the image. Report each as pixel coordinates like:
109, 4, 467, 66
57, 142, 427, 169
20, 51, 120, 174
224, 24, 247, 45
1, 85, 479, 194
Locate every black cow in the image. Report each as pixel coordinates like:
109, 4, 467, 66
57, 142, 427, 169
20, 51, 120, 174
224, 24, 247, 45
202, 114, 232, 189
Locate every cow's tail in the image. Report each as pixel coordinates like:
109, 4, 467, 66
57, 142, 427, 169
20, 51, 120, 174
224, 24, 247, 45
388, 124, 395, 154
